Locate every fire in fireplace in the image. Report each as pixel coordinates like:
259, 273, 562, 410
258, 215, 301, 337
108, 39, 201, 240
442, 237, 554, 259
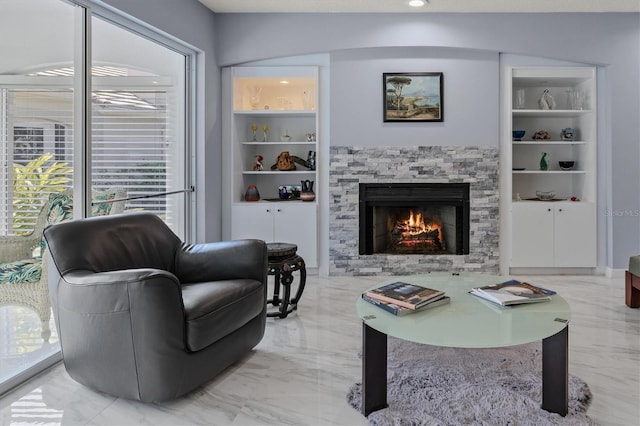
389, 208, 445, 253
359, 183, 470, 255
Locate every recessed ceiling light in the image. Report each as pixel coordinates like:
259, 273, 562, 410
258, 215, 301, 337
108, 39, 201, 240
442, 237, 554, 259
409, 0, 425, 7
280, 80, 289, 84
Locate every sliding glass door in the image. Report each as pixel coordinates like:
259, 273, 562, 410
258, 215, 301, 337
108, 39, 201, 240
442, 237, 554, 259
0, 0, 194, 394
0, 0, 75, 394
91, 15, 189, 237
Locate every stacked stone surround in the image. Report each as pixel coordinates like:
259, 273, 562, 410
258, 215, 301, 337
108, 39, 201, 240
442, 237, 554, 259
329, 146, 499, 276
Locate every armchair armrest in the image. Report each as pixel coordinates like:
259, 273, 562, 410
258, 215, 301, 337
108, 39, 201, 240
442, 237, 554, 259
176, 239, 267, 284
57, 269, 185, 321
0, 234, 41, 263
51, 269, 190, 397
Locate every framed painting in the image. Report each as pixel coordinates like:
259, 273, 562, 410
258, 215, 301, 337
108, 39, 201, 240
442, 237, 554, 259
383, 72, 444, 122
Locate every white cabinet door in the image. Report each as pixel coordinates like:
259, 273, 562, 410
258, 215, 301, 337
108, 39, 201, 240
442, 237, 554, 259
231, 204, 275, 242
231, 202, 318, 268
511, 203, 555, 267
273, 203, 318, 268
553, 203, 596, 267
512, 202, 596, 268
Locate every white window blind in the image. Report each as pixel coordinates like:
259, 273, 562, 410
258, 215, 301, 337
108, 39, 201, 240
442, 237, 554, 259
0, 89, 74, 236
91, 89, 173, 216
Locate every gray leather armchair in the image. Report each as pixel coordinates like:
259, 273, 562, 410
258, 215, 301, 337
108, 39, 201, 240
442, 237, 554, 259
43, 212, 267, 402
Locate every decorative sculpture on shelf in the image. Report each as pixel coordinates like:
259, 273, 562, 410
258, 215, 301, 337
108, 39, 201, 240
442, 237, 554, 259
539, 152, 549, 171
538, 89, 556, 110
252, 155, 264, 171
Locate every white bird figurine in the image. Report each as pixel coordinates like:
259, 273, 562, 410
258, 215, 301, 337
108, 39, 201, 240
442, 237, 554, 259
538, 89, 556, 110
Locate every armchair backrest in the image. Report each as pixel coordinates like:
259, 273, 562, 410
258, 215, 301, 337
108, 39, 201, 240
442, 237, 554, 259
44, 212, 181, 275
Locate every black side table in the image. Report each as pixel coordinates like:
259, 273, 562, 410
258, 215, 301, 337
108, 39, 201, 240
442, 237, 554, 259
266, 242, 306, 318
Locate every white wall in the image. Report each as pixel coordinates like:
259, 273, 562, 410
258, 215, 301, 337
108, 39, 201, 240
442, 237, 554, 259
214, 12, 640, 270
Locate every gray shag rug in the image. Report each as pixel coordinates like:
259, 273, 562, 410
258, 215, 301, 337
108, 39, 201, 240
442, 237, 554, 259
347, 337, 596, 425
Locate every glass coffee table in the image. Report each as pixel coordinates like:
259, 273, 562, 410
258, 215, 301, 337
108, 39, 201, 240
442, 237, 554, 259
356, 272, 571, 417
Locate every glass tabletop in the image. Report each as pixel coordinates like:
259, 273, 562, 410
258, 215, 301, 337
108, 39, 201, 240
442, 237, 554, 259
356, 272, 571, 348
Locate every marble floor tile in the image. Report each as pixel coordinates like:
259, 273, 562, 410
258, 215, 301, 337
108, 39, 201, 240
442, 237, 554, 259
0, 273, 638, 425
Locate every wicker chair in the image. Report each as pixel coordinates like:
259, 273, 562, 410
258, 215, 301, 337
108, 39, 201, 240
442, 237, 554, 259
0, 189, 126, 341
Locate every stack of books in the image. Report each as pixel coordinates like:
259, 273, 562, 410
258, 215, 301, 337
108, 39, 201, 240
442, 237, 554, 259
361, 281, 450, 316
469, 279, 555, 306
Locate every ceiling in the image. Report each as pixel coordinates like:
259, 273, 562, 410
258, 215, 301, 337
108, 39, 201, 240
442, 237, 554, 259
198, 0, 640, 13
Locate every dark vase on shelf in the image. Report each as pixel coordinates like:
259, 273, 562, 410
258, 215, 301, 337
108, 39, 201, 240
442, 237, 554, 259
244, 185, 260, 202
300, 180, 315, 202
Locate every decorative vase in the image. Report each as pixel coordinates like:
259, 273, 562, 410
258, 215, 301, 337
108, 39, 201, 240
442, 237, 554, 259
300, 180, 315, 202
244, 185, 260, 202
249, 86, 262, 110
539, 152, 548, 171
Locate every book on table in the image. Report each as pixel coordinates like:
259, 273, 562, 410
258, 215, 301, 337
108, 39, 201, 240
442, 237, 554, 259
361, 293, 450, 316
364, 281, 445, 310
469, 279, 554, 306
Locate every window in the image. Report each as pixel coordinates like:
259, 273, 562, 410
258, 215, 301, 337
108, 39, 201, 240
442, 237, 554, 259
0, 0, 195, 395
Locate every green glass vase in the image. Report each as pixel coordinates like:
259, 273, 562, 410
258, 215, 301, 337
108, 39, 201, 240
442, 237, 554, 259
539, 152, 548, 171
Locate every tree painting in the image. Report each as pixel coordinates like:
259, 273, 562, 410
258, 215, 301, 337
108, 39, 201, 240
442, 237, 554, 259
383, 72, 444, 122
387, 76, 412, 111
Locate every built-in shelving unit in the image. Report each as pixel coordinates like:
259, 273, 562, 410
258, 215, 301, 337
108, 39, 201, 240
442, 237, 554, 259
222, 66, 319, 267
505, 66, 597, 270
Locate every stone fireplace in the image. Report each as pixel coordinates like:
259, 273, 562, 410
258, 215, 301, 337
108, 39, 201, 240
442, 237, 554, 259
329, 146, 499, 275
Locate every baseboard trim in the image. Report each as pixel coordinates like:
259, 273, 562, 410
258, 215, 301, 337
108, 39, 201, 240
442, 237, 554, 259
509, 267, 598, 275
605, 267, 626, 278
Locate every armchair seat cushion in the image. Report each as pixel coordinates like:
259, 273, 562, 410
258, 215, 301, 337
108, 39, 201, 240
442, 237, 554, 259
182, 278, 265, 352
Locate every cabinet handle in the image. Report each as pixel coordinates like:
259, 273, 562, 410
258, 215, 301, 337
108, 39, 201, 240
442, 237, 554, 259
266, 209, 271, 213
558, 208, 563, 212
277, 209, 282, 212
547, 208, 552, 212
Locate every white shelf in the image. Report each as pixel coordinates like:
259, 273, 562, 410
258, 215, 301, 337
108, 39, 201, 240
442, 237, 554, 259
234, 110, 315, 117
242, 170, 315, 175
512, 141, 587, 145
511, 170, 586, 174
242, 141, 316, 145
513, 109, 593, 117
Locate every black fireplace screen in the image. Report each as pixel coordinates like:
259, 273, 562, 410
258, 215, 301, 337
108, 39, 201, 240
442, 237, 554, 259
359, 183, 470, 255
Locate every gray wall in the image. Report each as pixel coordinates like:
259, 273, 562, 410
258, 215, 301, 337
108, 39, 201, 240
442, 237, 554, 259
102, 0, 220, 243
331, 47, 498, 147
215, 12, 640, 270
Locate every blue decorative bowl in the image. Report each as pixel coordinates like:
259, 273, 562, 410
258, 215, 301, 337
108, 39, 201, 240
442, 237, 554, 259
512, 130, 525, 141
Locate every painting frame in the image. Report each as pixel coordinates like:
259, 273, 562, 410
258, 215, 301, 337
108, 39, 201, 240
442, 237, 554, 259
383, 72, 444, 122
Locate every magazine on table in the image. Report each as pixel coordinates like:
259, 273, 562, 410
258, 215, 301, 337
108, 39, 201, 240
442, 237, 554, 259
469, 279, 554, 306
364, 281, 445, 310
361, 294, 450, 316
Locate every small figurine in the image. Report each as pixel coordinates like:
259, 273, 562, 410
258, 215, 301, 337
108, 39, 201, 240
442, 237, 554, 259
532, 130, 550, 140
561, 128, 575, 141
253, 155, 264, 171
538, 89, 556, 110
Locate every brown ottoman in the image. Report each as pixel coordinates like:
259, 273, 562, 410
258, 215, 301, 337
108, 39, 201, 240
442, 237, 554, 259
625, 256, 640, 308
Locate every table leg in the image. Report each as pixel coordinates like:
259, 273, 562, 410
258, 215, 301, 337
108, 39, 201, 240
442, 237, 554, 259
272, 271, 281, 305
542, 324, 568, 416
362, 322, 387, 416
